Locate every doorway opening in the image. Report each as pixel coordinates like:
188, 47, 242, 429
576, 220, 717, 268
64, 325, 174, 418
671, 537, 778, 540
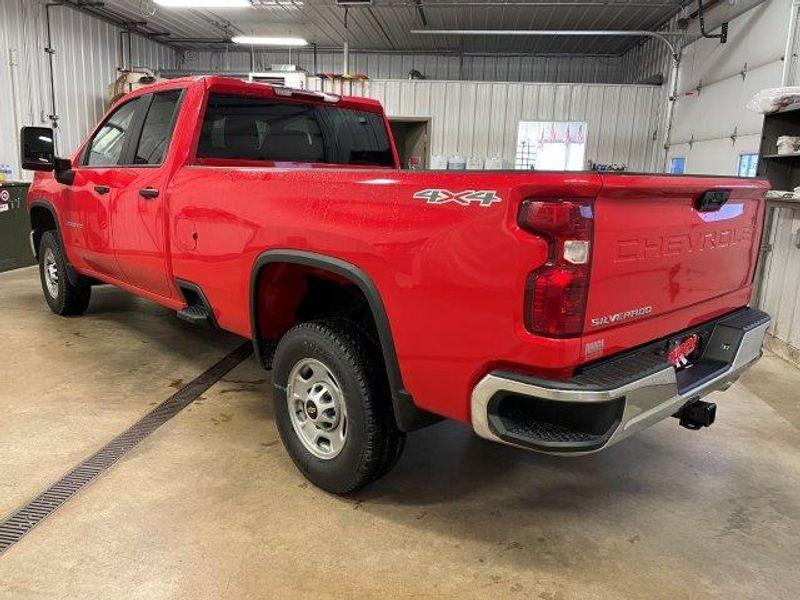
389, 118, 430, 170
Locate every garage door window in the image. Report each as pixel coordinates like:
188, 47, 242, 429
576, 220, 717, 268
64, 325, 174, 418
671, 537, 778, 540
196, 93, 394, 167
670, 156, 686, 175
737, 154, 759, 178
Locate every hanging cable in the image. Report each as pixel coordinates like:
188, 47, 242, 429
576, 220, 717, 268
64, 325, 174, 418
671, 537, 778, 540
697, 0, 728, 43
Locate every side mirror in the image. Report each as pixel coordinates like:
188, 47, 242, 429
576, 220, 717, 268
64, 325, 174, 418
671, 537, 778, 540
20, 127, 56, 171
20, 127, 75, 185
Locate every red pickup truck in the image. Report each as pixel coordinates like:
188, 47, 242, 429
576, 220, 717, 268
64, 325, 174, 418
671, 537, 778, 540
21, 76, 771, 494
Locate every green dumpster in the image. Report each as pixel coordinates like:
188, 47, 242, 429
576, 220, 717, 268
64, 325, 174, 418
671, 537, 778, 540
0, 182, 35, 273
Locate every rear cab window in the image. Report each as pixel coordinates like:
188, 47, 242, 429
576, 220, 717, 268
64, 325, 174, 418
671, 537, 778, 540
196, 93, 395, 167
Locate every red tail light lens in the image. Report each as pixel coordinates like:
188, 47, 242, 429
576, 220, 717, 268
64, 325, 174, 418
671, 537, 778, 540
519, 199, 594, 338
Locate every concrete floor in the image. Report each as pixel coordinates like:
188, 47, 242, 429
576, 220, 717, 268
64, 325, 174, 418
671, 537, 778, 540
1, 266, 799, 600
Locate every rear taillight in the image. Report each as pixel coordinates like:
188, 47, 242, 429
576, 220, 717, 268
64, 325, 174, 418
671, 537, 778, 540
518, 199, 594, 337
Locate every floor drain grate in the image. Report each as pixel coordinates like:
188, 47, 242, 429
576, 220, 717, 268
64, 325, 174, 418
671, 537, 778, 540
0, 341, 253, 555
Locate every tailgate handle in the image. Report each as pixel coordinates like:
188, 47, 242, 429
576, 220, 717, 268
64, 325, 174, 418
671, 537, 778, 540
695, 189, 731, 212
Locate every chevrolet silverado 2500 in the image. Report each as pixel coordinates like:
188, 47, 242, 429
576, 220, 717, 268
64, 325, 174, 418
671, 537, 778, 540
20, 76, 771, 493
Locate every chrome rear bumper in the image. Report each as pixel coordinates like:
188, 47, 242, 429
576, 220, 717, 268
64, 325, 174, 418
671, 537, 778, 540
471, 308, 770, 454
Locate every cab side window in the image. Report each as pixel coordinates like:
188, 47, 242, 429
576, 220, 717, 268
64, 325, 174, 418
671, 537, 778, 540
84, 98, 141, 167
134, 90, 183, 165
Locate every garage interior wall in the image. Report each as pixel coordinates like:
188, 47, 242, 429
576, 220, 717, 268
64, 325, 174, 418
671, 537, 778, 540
0, 0, 178, 180
182, 48, 627, 85
665, 0, 792, 175
310, 78, 663, 171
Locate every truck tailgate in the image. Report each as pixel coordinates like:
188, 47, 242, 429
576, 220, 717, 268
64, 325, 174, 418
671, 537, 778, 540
583, 174, 769, 352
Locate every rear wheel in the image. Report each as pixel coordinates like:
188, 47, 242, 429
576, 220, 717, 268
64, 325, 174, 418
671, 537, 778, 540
38, 231, 91, 316
272, 319, 405, 494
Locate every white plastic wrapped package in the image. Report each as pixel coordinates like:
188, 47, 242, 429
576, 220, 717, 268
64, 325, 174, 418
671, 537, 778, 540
777, 136, 800, 155
747, 87, 800, 115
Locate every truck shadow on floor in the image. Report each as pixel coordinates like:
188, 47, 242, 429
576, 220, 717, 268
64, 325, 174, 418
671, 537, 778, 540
344, 419, 800, 579
80, 285, 243, 364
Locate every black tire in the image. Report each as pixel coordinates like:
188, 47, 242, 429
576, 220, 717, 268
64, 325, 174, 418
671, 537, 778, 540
38, 230, 91, 316
272, 318, 405, 494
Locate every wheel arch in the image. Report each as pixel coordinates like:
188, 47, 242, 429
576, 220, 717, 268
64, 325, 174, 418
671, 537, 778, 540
250, 249, 439, 432
29, 200, 59, 260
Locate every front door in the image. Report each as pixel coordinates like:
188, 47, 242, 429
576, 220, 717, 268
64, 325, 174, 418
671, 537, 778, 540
66, 97, 143, 277
110, 90, 183, 299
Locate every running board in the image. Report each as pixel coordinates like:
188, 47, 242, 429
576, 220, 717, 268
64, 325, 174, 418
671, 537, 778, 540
177, 304, 212, 325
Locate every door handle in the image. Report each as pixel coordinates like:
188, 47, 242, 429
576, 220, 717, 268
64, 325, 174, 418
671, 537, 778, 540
139, 187, 159, 199
94, 185, 110, 195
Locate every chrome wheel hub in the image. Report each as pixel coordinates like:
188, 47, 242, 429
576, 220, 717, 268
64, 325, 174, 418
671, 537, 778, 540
43, 248, 59, 298
287, 358, 347, 460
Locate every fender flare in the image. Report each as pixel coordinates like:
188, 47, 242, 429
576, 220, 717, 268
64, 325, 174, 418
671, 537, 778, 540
29, 199, 94, 287
249, 249, 439, 432
28, 200, 59, 260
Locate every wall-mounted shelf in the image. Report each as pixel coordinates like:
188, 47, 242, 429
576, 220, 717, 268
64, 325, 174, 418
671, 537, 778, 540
759, 108, 800, 190
763, 153, 800, 159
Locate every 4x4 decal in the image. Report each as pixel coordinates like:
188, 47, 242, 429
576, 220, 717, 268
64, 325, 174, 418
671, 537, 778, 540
413, 189, 501, 207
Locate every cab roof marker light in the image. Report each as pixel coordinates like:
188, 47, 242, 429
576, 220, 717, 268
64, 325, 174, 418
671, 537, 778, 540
232, 36, 308, 46
155, 0, 251, 7
272, 86, 340, 103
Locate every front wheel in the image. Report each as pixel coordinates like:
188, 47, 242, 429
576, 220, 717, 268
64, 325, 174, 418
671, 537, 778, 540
272, 319, 405, 494
38, 231, 91, 316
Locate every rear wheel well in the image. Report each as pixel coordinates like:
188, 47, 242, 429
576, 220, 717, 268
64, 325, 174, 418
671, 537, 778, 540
251, 253, 442, 432
254, 262, 380, 359
30, 204, 58, 259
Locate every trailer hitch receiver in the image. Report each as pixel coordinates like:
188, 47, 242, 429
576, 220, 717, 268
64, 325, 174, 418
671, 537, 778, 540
675, 398, 717, 430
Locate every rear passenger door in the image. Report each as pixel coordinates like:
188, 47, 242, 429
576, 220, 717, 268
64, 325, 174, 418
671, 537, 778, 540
110, 89, 183, 299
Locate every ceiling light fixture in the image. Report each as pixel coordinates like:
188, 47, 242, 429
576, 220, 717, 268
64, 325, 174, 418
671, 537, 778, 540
154, 0, 251, 8
232, 35, 308, 46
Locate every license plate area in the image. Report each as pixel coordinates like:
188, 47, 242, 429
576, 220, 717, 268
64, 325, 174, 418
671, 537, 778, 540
667, 333, 702, 371
671, 322, 747, 395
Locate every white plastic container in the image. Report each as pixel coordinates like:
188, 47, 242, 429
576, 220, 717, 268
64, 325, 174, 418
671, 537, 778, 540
485, 156, 506, 170
430, 155, 449, 170
447, 155, 467, 170
466, 157, 484, 170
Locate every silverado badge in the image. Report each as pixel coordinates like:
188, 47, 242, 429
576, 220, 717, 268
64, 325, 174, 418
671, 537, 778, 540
413, 189, 501, 207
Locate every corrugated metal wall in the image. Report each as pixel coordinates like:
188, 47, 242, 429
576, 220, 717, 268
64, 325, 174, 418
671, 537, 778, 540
759, 204, 800, 361
310, 78, 663, 171
0, 0, 178, 180
0, 0, 47, 181
619, 36, 673, 85
182, 48, 626, 84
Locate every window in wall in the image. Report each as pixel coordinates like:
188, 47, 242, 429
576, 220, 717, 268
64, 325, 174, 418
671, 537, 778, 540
737, 153, 759, 178
196, 94, 394, 166
85, 98, 141, 167
134, 90, 183, 165
670, 156, 686, 174
515, 121, 587, 171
